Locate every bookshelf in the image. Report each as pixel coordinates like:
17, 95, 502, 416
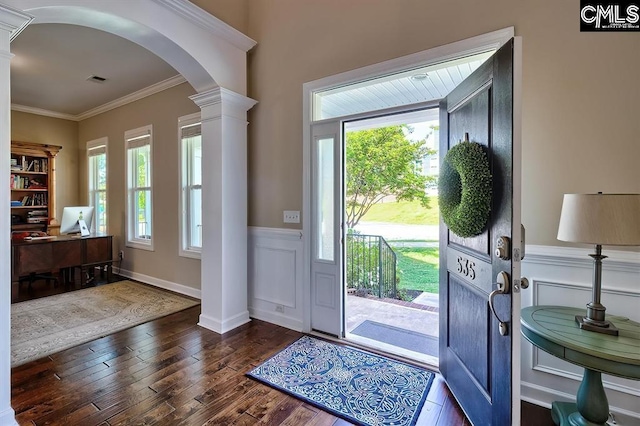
10, 141, 62, 233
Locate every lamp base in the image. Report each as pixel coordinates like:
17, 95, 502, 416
575, 315, 619, 336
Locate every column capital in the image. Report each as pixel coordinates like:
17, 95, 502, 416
190, 87, 257, 119
0, 4, 32, 41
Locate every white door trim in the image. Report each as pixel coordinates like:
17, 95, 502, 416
302, 27, 515, 333
511, 35, 523, 424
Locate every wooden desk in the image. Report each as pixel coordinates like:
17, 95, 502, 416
521, 306, 640, 426
12, 234, 114, 287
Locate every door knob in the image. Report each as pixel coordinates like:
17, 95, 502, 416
489, 271, 510, 336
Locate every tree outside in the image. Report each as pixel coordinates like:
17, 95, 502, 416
345, 124, 440, 299
345, 125, 436, 230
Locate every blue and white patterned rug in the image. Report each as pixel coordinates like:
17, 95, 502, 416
247, 335, 434, 426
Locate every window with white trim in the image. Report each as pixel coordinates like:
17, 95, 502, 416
125, 125, 153, 250
179, 113, 202, 257
87, 137, 108, 234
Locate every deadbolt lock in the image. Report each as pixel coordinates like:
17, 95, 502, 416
495, 236, 511, 260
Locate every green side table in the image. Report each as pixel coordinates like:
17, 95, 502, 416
521, 306, 640, 426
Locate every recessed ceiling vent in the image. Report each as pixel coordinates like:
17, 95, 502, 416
87, 75, 107, 84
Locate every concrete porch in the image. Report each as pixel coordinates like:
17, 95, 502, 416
345, 291, 440, 366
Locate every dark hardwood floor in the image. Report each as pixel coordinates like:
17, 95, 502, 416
11, 281, 555, 425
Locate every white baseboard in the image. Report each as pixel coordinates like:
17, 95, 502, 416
249, 307, 304, 332
115, 268, 201, 300
198, 311, 251, 334
521, 381, 640, 424
521, 381, 573, 408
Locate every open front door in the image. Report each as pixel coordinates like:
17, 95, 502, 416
439, 38, 522, 425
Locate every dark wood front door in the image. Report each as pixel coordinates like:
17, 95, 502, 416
439, 38, 521, 425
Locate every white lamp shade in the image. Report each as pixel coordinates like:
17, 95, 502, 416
557, 193, 640, 246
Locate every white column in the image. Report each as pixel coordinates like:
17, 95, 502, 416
191, 87, 257, 334
0, 6, 33, 425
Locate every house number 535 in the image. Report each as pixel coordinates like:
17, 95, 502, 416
457, 256, 476, 280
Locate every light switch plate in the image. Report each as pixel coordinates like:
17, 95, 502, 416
283, 210, 300, 223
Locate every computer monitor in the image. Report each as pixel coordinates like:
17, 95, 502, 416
60, 206, 95, 235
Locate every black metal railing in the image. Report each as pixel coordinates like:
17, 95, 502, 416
346, 233, 397, 299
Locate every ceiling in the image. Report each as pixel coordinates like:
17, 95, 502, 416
315, 51, 494, 120
10, 23, 180, 119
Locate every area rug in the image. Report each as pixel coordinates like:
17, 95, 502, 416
351, 320, 439, 357
11, 280, 199, 367
247, 335, 434, 426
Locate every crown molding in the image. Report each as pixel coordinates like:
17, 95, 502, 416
12, 74, 188, 122
77, 74, 187, 120
151, 0, 256, 52
10, 104, 77, 121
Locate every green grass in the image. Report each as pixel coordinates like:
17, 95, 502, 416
361, 198, 439, 225
395, 247, 439, 294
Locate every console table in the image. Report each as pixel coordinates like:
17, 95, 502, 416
12, 234, 114, 288
521, 305, 640, 426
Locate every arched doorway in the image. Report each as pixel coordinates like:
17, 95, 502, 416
0, 2, 256, 422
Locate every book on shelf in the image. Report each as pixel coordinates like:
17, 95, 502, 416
15, 193, 48, 207
26, 216, 49, 223
10, 175, 31, 189
9, 157, 48, 173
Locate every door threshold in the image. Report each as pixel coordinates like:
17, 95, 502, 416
309, 330, 439, 371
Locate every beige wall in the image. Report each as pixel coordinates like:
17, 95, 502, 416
78, 83, 201, 289
189, 0, 249, 34
11, 111, 79, 222
194, 0, 639, 247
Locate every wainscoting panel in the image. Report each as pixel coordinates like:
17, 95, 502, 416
248, 227, 304, 331
521, 245, 640, 423
254, 244, 297, 307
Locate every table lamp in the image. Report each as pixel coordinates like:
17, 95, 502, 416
557, 193, 640, 335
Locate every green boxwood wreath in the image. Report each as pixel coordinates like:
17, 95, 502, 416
439, 140, 492, 238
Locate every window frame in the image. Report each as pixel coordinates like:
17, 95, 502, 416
87, 137, 108, 234
125, 125, 154, 251
178, 112, 203, 259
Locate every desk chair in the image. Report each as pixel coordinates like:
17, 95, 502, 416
18, 271, 59, 292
